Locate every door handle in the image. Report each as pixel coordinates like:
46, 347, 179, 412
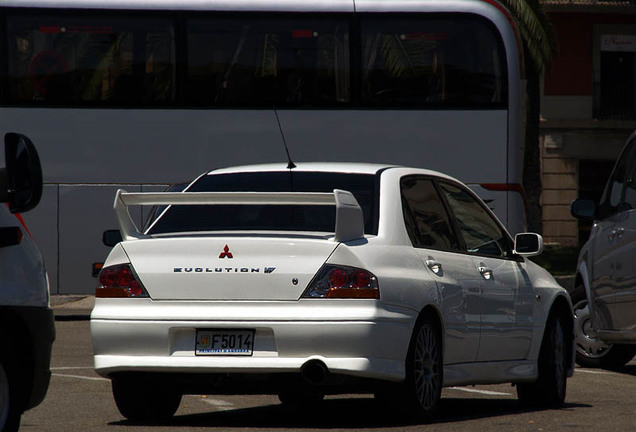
478, 265, 493, 280
425, 259, 443, 275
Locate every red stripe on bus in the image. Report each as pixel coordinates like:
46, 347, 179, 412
292, 30, 314, 38
480, 183, 527, 203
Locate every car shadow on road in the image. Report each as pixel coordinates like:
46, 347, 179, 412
609, 364, 636, 376
109, 397, 591, 429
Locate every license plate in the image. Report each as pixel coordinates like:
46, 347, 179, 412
195, 329, 255, 356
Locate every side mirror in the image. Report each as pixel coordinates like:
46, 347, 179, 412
514, 233, 544, 257
0, 133, 43, 213
103, 229, 123, 247
571, 198, 596, 221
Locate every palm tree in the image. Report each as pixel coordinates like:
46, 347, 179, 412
498, 0, 558, 233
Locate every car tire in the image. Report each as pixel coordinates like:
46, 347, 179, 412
376, 314, 442, 420
517, 312, 567, 407
572, 287, 636, 369
0, 356, 21, 432
112, 377, 182, 423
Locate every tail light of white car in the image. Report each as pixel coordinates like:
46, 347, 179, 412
303, 265, 379, 299
96, 263, 149, 298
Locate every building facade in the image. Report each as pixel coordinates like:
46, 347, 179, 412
541, 0, 636, 245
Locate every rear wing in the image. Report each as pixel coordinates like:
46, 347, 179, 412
113, 189, 365, 243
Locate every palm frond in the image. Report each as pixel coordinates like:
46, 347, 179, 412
498, 0, 557, 69
380, 35, 438, 78
255, 33, 279, 78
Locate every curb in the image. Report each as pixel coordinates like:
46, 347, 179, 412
51, 295, 94, 321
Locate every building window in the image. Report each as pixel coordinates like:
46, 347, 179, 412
596, 33, 636, 119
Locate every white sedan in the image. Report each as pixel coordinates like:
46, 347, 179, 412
91, 163, 574, 422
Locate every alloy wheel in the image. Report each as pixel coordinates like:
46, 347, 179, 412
413, 323, 442, 410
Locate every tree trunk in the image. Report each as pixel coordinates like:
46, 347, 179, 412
523, 59, 543, 234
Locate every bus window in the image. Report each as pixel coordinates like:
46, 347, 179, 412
360, 15, 507, 108
186, 16, 350, 106
5, 15, 175, 104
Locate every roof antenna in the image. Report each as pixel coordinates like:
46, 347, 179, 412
274, 107, 296, 169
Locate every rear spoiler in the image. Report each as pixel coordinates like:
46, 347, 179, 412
113, 189, 364, 243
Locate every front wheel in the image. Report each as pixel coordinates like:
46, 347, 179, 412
572, 291, 636, 369
517, 313, 568, 407
112, 377, 182, 423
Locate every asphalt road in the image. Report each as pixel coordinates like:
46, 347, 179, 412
20, 314, 636, 432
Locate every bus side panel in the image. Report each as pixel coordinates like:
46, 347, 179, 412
0, 108, 507, 183
278, 110, 508, 184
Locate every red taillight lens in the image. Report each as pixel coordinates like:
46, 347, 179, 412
97, 264, 148, 298
351, 270, 371, 288
329, 268, 349, 288
303, 265, 379, 299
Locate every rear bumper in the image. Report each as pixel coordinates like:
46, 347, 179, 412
91, 299, 416, 383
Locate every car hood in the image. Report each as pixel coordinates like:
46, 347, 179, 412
120, 236, 339, 300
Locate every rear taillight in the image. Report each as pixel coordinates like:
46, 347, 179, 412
96, 263, 149, 298
303, 265, 379, 299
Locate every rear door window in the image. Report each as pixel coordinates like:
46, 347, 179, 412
400, 176, 459, 251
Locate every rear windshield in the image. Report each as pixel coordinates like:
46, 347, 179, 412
147, 172, 380, 235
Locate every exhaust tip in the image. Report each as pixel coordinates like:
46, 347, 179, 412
301, 360, 330, 385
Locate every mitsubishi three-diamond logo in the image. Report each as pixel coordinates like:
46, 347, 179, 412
219, 245, 233, 259
173, 244, 276, 273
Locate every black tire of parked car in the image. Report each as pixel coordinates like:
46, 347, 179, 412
112, 377, 182, 423
571, 286, 636, 369
517, 311, 567, 407
0, 353, 22, 432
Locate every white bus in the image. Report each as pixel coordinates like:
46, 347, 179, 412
1, 0, 526, 294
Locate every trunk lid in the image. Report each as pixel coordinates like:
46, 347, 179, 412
121, 236, 338, 300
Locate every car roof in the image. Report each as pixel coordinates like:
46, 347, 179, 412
206, 162, 394, 175
206, 162, 443, 177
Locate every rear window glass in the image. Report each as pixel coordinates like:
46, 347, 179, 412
147, 172, 379, 235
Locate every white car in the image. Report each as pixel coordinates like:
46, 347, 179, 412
91, 163, 574, 422
0, 133, 54, 432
